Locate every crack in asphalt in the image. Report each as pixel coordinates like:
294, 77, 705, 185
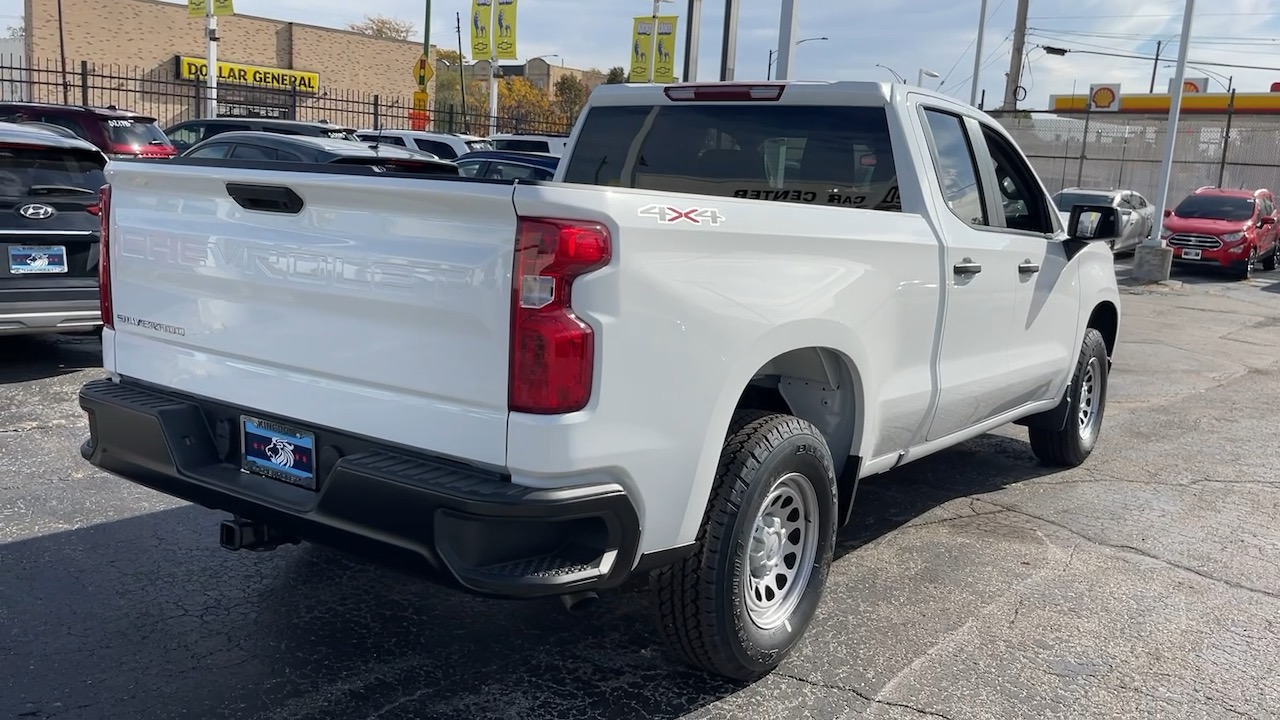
778, 672, 955, 720
978, 499, 1280, 602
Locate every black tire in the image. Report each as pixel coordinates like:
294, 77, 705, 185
1262, 246, 1278, 272
650, 410, 838, 681
1237, 247, 1257, 280
1029, 328, 1109, 467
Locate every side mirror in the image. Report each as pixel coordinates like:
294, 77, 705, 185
1064, 204, 1121, 260
1260, 215, 1276, 226
1163, 208, 1174, 218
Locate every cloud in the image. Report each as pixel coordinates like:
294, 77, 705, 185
6, 0, 1280, 106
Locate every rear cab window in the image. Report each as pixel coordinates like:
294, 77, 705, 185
562, 104, 901, 211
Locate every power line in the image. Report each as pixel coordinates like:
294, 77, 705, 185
939, 33, 1012, 95
1032, 44, 1280, 73
1028, 11, 1273, 19
1029, 26, 1280, 48
1028, 31, 1280, 60
938, 0, 1009, 87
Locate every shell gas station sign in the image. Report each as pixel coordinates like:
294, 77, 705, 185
1052, 81, 1280, 115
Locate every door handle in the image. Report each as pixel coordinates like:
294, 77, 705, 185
1018, 260, 1041, 274
225, 183, 305, 214
953, 259, 982, 275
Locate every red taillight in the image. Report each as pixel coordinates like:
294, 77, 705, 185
509, 218, 611, 414
98, 184, 113, 329
663, 83, 786, 102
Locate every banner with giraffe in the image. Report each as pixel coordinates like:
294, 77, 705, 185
470, 0, 492, 58
628, 17, 653, 82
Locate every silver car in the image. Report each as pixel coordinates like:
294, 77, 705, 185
1052, 187, 1155, 253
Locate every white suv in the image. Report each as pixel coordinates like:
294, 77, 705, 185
354, 130, 492, 160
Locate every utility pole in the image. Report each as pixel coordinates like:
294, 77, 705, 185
1133, 0, 1196, 283
970, 0, 988, 106
720, 0, 739, 81
773, 0, 797, 81
683, 0, 702, 81
205, 1, 219, 118
486, 0, 497, 136
456, 12, 467, 131
424, 0, 431, 129
1148, 40, 1163, 93
1001, 0, 1029, 110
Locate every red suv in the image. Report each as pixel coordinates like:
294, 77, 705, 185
0, 102, 177, 159
1161, 187, 1279, 279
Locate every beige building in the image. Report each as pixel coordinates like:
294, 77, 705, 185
21, 0, 436, 126
439, 58, 606, 99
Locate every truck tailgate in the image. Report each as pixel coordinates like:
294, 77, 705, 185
104, 162, 517, 467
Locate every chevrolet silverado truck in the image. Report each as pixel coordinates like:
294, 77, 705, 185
77, 81, 1123, 681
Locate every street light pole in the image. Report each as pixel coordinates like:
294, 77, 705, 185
1134, 0, 1196, 283
918, 68, 939, 87
876, 64, 905, 83
205, 0, 218, 118
970, 0, 988, 106
720, 0, 739, 81
683, 0, 702, 82
773, 0, 798, 81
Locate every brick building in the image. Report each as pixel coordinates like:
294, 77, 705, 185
20, 0, 436, 126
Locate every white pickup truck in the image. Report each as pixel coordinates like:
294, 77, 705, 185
78, 81, 1122, 681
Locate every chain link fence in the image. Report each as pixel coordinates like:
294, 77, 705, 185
0, 55, 574, 136
991, 110, 1280, 205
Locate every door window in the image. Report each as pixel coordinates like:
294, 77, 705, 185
166, 124, 204, 150
229, 144, 276, 161
456, 161, 485, 177
922, 109, 987, 226
203, 122, 252, 140
487, 162, 551, 181
980, 125, 1054, 234
185, 143, 231, 159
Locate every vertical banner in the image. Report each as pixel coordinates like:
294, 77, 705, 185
188, 0, 233, 17
652, 15, 679, 84
494, 0, 519, 60
470, 0, 493, 58
628, 17, 652, 83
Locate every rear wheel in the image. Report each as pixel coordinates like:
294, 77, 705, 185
1261, 245, 1278, 272
1029, 328, 1110, 467
651, 410, 838, 681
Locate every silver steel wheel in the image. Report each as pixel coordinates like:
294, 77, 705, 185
1077, 356, 1103, 442
742, 472, 819, 631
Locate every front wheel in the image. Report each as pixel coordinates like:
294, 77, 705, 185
1029, 328, 1110, 467
1261, 245, 1278, 272
1237, 247, 1258, 280
650, 410, 838, 681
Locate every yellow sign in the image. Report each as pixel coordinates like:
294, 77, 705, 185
494, 0, 519, 60
652, 16, 678, 84
628, 17, 653, 82
413, 91, 429, 111
470, 0, 493, 58
187, 0, 234, 17
413, 53, 434, 89
176, 56, 319, 93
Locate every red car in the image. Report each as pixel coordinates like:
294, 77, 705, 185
0, 102, 177, 159
1161, 187, 1279, 279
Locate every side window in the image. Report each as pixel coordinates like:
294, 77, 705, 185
276, 148, 304, 162
1133, 193, 1148, 209
415, 139, 456, 158
457, 161, 485, 177
166, 124, 204, 149
38, 114, 89, 140
487, 162, 542, 181
922, 109, 987, 226
186, 143, 231, 159
204, 122, 251, 140
979, 125, 1054, 234
1115, 194, 1133, 210
229, 144, 276, 161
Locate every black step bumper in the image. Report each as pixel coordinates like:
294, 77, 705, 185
78, 378, 642, 599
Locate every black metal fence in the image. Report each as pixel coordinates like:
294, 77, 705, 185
0, 55, 574, 136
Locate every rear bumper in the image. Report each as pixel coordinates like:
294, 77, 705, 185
78, 378, 642, 599
0, 298, 100, 336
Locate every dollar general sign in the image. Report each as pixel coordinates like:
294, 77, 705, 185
176, 56, 320, 93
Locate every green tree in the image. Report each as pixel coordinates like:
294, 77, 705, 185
347, 14, 415, 40
498, 77, 554, 132
553, 75, 589, 125
605, 66, 628, 84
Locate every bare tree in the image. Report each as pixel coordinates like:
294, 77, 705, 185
6, 24, 25, 39
347, 14, 415, 41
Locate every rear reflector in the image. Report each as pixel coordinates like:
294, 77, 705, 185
663, 84, 786, 102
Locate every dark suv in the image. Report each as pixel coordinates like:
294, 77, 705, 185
0, 102, 176, 159
0, 122, 108, 336
163, 118, 360, 152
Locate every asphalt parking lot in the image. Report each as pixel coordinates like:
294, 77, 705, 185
3, 260, 1279, 720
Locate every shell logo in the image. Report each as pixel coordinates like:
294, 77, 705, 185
1091, 86, 1117, 108
1183, 80, 1202, 92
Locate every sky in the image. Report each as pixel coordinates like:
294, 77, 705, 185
2, 0, 1279, 108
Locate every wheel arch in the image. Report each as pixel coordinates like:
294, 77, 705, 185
679, 328, 872, 544
1087, 300, 1119, 358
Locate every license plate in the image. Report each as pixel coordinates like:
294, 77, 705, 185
8, 245, 67, 274
1181, 248, 1202, 260
240, 415, 317, 490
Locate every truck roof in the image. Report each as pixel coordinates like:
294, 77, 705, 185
586, 80, 921, 107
